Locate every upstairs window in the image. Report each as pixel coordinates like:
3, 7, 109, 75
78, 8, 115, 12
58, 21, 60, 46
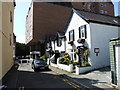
69, 30, 74, 41
99, 4, 106, 7
99, 10, 107, 14
57, 38, 62, 47
79, 25, 87, 39
10, 34, 12, 46
10, 11, 12, 23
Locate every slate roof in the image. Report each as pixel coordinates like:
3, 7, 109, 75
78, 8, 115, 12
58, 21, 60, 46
49, 35, 57, 41
57, 32, 65, 38
74, 9, 120, 27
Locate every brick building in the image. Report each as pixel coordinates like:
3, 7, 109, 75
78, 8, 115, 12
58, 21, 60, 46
25, 1, 114, 52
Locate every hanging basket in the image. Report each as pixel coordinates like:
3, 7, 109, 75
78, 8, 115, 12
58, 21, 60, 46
77, 38, 85, 44
68, 40, 73, 45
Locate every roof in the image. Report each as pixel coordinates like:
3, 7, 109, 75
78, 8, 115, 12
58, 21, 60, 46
57, 32, 66, 38
73, 9, 120, 27
110, 38, 120, 41
50, 35, 57, 41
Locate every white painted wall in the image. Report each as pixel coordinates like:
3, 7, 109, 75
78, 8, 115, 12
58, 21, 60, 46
49, 11, 119, 73
51, 41, 55, 51
54, 39, 65, 52
90, 23, 119, 69
64, 11, 119, 72
0, 1, 2, 80
65, 12, 91, 62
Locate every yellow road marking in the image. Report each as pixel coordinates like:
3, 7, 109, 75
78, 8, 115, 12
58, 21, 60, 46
63, 79, 69, 81
63, 78, 82, 90
67, 82, 77, 88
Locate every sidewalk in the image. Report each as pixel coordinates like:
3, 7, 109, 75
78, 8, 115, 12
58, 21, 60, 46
2, 64, 19, 88
49, 65, 117, 89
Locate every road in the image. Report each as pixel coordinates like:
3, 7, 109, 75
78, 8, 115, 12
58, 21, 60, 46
15, 61, 85, 89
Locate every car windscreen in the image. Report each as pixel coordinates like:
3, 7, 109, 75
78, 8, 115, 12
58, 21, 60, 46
34, 59, 45, 62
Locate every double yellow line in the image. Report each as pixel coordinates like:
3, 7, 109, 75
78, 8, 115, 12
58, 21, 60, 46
63, 79, 82, 90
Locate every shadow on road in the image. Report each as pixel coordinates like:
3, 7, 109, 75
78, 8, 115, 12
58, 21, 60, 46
2, 64, 74, 89
59, 74, 105, 90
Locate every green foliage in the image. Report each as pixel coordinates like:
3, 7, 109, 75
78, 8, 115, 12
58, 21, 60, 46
59, 55, 72, 65
15, 42, 30, 58
40, 55, 47, 61
116, 16, 120, 18
81, 61, 91, 67
73, 61, 91, 67
83, 49, 90, 57
73, 62, 80, 66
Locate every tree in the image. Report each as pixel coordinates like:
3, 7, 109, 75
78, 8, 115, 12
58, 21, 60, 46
15, 42, 30, 58
116, 16, 120, 18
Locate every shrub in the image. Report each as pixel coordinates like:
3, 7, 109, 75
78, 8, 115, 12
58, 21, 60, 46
59, 55, 72, 65
40, 55, 47, 61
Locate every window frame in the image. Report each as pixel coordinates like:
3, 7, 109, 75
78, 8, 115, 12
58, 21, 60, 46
79, 25, 87, 39
57, 37, 62, 47
10, 11, 12, 23
69, 30, 75, 41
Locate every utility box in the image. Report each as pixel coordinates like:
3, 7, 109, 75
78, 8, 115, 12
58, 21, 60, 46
109, 38, 120, 88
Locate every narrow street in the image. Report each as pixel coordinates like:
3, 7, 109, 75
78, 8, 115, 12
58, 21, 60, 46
3, 61, 87, 89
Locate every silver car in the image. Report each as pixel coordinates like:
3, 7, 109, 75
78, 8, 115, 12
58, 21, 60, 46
32, 59, 48, 72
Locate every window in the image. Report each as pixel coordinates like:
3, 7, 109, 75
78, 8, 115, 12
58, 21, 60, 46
10, 34, 12, 46
79, 25, 87, 39
82, 2, 85, 6
10, 11, 12, 23
105, 11, 108, 13
30, 31, 32, 36
99, 4, 106, 7
100, 10, 104, 14
57, 38, 62, 47
99, 10, 107, 14
69, 30, 74, 41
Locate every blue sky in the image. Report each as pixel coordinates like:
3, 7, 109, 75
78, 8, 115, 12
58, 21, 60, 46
14, 1, 120, 43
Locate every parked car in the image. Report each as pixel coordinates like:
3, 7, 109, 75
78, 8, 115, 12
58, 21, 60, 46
31, 59, 48, 72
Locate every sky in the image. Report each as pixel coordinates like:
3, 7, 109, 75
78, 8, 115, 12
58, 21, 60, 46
14, 0, 120, 43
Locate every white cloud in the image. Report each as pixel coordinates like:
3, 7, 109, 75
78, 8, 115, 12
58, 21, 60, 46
16, 35, 25, 43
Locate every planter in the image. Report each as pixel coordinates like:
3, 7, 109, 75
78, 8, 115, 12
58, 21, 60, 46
58, 63, 73, 72
77, 38, 85, 44
75, 66, 91, 74
69, 64, 73, 72
50, 61, 58, 68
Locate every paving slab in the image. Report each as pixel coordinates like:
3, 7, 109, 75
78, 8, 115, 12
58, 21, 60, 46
49, 65, 117, 89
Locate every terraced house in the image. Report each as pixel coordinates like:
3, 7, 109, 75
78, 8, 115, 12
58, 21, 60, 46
0, 1, 16, 80
26, 1, 114, 54
46, 9, 120, 74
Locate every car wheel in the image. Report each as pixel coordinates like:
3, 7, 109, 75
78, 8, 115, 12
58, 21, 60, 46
34, 66, 39, 72
45, 66, 49, 70
31, 65, 33, 69
34, 68, 38, 72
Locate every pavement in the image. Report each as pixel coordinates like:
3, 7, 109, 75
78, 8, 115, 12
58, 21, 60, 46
2, 64, 19, 89
49, 65, 118, 89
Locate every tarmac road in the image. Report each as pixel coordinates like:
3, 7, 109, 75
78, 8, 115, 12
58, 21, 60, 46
4, 60, 86, 89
